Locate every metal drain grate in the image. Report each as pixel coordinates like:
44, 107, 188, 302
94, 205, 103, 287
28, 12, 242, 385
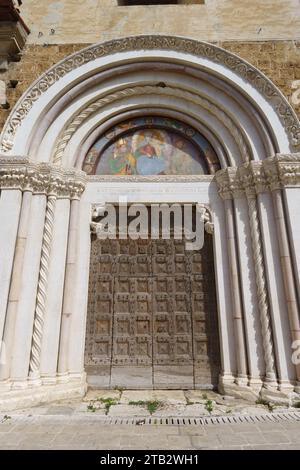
3, 411, 300, 426
94, 411, 300, 426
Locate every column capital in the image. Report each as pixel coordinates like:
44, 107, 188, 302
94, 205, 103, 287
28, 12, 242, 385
0, 158, 86, 199
215, 153, 300, 199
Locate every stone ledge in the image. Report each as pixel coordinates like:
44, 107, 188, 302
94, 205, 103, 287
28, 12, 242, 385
0, 380, 87, 412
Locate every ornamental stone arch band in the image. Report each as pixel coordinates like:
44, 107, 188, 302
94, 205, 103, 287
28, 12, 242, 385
0, 35, 300, 409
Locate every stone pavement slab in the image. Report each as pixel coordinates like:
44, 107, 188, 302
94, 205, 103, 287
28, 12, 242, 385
0, 413, 299, 450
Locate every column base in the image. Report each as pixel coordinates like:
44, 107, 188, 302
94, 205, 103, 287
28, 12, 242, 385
0, 374, 87, 412
259, 386, 293, 406
218, 373, 259, 402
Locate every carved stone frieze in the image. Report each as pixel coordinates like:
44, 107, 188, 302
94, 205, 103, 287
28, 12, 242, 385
0, 158, 86, 198
0, 35, 299, 153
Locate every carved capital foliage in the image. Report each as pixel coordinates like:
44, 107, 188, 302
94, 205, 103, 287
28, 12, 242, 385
214, 167, 242, 200
0, 158, 86, 198
215, 154, 300, 199
264, 153, 300, 190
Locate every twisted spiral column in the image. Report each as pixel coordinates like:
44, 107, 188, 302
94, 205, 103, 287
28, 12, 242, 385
29, 195, 56, 380
247, 194, 277, 386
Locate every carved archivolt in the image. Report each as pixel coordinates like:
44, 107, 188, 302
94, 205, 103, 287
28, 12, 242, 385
0, 158, 86, 198
52, 85, 251, 165
0, 35, 299, 153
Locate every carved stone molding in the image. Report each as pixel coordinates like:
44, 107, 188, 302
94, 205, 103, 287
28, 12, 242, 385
88, 174, 214, 183
0, 159, 86, 198
0, 35, 299, 152
215, 154, 300, 199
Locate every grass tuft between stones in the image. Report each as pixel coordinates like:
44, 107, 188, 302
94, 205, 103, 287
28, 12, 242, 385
128, 400, 163, 415
87, 397, 119, 414
204, 399, 214, 414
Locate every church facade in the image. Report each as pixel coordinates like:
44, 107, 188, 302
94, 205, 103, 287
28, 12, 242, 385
0, 0, 300, 410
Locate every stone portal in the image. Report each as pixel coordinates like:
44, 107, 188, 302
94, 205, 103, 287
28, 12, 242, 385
85, 232, 220, 389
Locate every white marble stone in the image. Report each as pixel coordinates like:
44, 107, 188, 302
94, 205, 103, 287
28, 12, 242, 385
0, 190, 22, 345
40, 198, 70, 380
9, 194, 47, 383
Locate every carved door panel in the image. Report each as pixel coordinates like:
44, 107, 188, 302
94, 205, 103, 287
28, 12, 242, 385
85, 241, 114, 367
85, 232, 220, 389
190, 236, 220, 387
112, 277, 152, 366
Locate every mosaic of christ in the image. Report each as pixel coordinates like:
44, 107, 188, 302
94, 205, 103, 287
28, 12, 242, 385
94, 128, 208, 176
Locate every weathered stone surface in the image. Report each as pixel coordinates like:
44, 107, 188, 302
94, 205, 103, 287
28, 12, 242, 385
19, 0, 300, 45
151, 404, 187, 417
234, 405, 270, 415
152, 390, 186, 404
120, 390, 156, 404
109, 404, 150, 417
83, 389, 121, 403
180, 404, 211, 416
260, 388, 291, 406
110, 367, 153, 389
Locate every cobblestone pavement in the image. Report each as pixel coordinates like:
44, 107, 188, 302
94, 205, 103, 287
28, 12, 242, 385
0, 389, 300, 450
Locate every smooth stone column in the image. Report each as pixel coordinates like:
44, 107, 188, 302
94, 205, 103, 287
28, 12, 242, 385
57, 198, 80, 380
68, 199, 91, 378
40, 198, 70, 383
272, 189, 300, 388
211, 197, 237, 387
0, 191, 32, 382
9, 194, 47, 387
0, 190, 22, 344
224, 198, 248, 384
284, 187, 300, 292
